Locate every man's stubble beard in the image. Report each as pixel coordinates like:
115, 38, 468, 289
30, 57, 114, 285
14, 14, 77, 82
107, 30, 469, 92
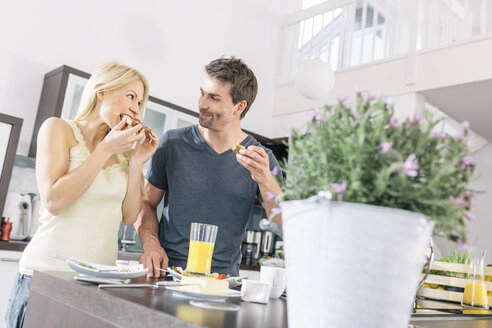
199, 116, 214, 130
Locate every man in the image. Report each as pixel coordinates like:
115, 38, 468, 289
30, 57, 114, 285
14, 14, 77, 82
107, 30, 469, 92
135, 57, 282, 277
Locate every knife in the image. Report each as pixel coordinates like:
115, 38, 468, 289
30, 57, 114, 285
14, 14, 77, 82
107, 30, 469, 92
98, 281, 199, 289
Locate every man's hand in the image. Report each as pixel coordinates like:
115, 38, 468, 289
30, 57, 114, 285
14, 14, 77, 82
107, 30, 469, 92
139, 243, 168, 278
236, 145, 283, 226
235, 145, 274, 185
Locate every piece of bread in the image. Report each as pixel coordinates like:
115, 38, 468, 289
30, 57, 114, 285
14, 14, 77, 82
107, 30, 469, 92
180, 276, 229, 295
232, 143, 245, 153
120, 113, 152, 133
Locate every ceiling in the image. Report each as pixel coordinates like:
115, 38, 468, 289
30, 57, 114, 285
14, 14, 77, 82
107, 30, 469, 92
421, 79, 492, 142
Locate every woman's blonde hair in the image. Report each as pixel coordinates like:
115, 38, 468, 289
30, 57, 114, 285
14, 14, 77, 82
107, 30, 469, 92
74, 62, 149, 122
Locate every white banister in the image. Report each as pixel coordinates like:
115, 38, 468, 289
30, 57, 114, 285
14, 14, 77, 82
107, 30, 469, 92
395, 0, 402, 55
446, 0, 453, 42
277, 0, 492, 85
464, 0, 470, 38
283, 0, 354, 26
370, 1, 378, 62
359, 0, 368, 65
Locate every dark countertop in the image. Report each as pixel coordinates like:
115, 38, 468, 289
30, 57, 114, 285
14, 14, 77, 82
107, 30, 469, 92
23, 270, 288, 328
18, 270, 492, 328
0, 240, 28, 252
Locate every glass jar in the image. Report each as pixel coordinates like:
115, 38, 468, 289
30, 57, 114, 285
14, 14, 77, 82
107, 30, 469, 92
462, 246, 489, 309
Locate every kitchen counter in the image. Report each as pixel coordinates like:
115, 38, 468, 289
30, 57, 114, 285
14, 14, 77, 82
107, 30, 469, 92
0, 240, 28, 252
21, 270, 492, 328
23, 270, 288, 328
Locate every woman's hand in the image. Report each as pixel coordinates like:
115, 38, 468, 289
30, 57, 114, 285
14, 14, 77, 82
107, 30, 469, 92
97, 120, 145, 156
129, 130, 159, 167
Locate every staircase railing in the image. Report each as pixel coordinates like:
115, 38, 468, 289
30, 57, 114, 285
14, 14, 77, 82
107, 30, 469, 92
278, 0, 491, 85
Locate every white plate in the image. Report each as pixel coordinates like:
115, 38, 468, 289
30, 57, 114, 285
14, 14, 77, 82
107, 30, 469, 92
66, 257, 148, 279
189, 300, 240, 311
166, 286, 241, 301
166, 267, 245, 288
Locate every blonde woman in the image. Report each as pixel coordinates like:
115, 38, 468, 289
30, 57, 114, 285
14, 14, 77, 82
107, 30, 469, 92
5, 62, 158, 328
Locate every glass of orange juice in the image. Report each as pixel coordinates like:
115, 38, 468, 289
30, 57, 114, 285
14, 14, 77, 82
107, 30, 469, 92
462, 246, 489, 310
186, 223, 218, 275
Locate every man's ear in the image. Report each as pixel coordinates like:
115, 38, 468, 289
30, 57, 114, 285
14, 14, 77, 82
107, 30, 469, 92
234, 100, 247, 117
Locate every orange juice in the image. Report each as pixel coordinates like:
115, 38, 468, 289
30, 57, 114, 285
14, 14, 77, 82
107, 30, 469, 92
186, 240, 215, 274
463, 281, 489, 309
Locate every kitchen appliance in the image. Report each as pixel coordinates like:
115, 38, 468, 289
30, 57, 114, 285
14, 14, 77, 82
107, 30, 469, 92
245, 230, 255, 243
253, 231, 262, 261
242, 230, 257, 265
29, 194, 42, 238
260, 231, 274, 256
2, 191, 32, 240
241, 242, 256, 265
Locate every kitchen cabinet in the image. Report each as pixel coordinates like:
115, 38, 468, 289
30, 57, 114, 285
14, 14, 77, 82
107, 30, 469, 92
29, 65, 199, 157
0, 114, 23, 216
0, 250, 22, 325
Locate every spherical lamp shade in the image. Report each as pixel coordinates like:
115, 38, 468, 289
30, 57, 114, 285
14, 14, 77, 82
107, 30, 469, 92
295, 59, 335, 100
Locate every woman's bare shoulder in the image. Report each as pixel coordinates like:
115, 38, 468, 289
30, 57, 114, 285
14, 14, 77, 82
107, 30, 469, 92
39, 117, 77, 146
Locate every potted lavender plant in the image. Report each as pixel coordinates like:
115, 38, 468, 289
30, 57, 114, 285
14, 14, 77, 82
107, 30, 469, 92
277, 90, 477, 328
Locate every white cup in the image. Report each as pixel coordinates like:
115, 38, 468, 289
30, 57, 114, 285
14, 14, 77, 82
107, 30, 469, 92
241, 280, 271, 304
260, 265, 287, 298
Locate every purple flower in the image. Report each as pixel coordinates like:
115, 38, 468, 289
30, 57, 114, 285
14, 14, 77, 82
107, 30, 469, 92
460, 156, 474, 170
338, 96, 349, 106
465, 212, 476, 221
384, 98, 393, 108
306, 108, 319, 121
462, 121, 470, 130
379, 141, 393, 154
331, 180, 347, 201
266, 191, 276, 201
431, 130, 446, 140
464, 190, 477, 201
354, 110, 362, 121
368, 93, 377, 101
389, 116, 401, 129
456, 238, 469, 251
271, 166, 280, 176
449, 195, 470, 208
354, 86, 364, 97
402, 153, 419, 177
409, 109, 423, 125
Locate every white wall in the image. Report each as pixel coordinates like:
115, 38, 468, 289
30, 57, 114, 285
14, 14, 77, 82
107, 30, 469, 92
0, 0, 304, 155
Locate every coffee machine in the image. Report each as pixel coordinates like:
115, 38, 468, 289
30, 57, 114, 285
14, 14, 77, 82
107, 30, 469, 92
260, 231, 275, 256
242, 230, 276, 265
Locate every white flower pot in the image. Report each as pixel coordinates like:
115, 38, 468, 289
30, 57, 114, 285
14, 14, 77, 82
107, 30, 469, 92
280, 193, 433, 328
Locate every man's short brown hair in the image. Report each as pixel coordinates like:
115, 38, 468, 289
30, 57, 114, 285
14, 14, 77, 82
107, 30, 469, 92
205, 57, 258, 119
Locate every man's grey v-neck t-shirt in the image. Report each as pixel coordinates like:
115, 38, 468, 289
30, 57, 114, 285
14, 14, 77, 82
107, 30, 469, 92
146, 125, 280, 275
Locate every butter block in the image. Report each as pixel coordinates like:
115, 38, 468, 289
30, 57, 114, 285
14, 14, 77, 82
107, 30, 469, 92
180, 276, 229, 295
